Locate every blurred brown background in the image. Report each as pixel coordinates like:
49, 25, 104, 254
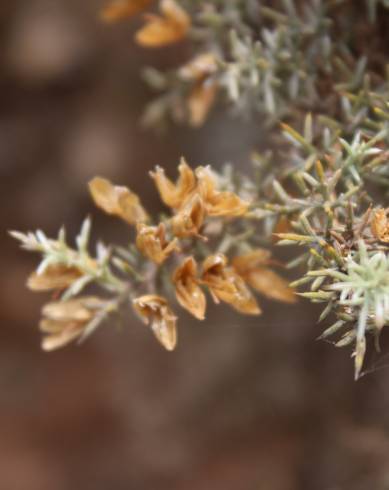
2, 1, 389, 489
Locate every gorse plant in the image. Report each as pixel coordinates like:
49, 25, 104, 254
11, 0, 389, 379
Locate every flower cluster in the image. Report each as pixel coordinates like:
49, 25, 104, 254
12, 0, 389, 379
90, 159, 295, 349
13, 159, 295, 352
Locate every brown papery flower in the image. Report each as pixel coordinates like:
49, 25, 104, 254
100, 0, 153, 22
173, 257, 206, 320
39, 297, 107, 351
170, 193, 205, 238
27, 264, 84, 291
371, 208, 389, 243
202, 253, 261, 315
89, 177, 149, 225
195, 166, 250, 217
150, 158, 196, 209
135, 0, 190, 48
136, 222, 179, 264
232, 249, 297, 304
133, 294, 177, 350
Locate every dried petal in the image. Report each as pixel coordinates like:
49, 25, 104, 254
232, 250, 296, 304
202, 254, 261, 315
150, 158, 196, 209
89, 177, 148, 225
371, 208, 389, 243
244, 268, 297, 304
231, 249, 272, 273
196, 166, 250, 217
173, 257, 206, 320
100, 0, 153, 22
272, 215, 293, 243
133, 294, 177, 350
354, 336, 366, 380
170, 193, 205, 237
27, 264, 83, 291
41, 325, 84, 352
135, 0, 190, 47
136, 222, 179, 264
179, 52, 218, 81
39, 297, 106, 351
188, 81, 218, 127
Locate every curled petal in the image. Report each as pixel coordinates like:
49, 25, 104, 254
150, 158, 196, 209
225, 273, 261, 315
27, 264, 83, 291
136, 222, 179, 264
196, 166, 250, 217
89, 176, 148, 225
173, 257, 206, 320
100, 0, 153, 22
133, 294, 177, 350
202, 254, 261, 315
170, 193, 205, 237
135, 0, 190, 47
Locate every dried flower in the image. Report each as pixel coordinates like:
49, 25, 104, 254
135, 0, 190, 48
173, 257, 206, 320
27, 264, 84, 291
202, 253, 261, 315
150, 158, 196, 209
170, 193, 205, 237
232, 250, 296, 304
100, 0, 153, 22
133, 294, 177, 350
371, 208, 389, 243
188, 81, 218, 127
136, 222, 179, 264
195, 166, 250, 217
39, 297, 107, 351
89, 177, 148, 225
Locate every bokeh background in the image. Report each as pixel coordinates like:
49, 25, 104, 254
2, 1, 389, 489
